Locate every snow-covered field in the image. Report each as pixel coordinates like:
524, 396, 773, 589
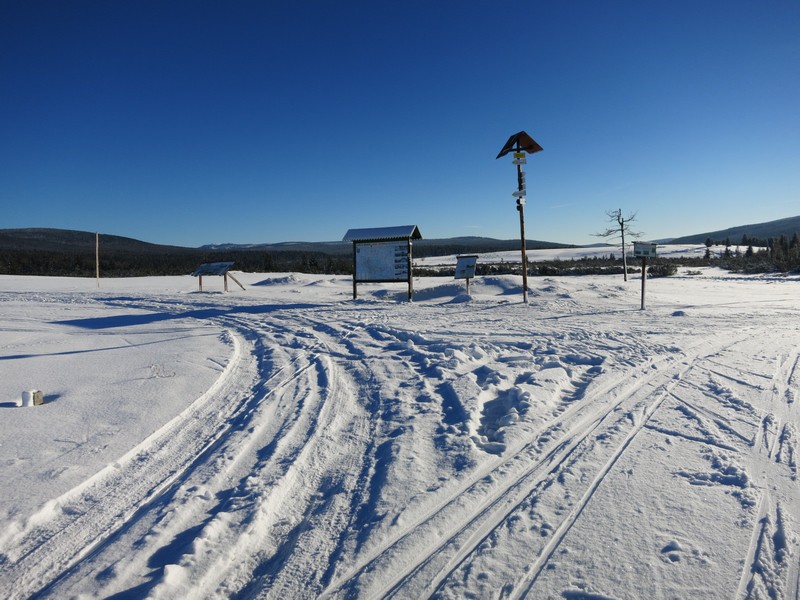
2, 260, 800, 599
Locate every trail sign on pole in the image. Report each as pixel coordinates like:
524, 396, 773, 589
455, 255, 478, 295
496, 131, 543, 304
633, 242, 658, 258
633, 242, 657, 309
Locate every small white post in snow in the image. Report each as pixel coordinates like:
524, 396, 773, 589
21, 390, 44, 407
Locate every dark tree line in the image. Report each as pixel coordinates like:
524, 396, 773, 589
713, 232, 800, 273
415, 254, 681, 278
705, 233, 786, 250
6, 234, 800, 278
0, 248, 352, 277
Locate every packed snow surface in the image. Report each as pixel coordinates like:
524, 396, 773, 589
2, 263, 800, 599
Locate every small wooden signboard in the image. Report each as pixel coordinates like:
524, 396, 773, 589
455, 255, 479, 295
633, 242, 658, 258
191, 262, 245, 292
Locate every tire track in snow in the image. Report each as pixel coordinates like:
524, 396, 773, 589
116, 309, 379, 599
4, 303, 346, 598
163, 357, 361, 597
124, 328, 331, 598
320, 335, 734, 599
216, 328, 376, 598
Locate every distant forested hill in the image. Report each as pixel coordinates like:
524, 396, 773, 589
0, 229, 348, 276
0, 228, 194, 254
201, 236, 573, 257
0, 229, 572, 277
669, 215, 800, 245
4, 218, 800, 276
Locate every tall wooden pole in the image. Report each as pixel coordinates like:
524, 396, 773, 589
620, 211, 628, 282
95, 232, 100, 288
496, 131, 542, 305
516, 156, 528, 303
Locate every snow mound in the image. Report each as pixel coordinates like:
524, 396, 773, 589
411, 283, 471, 302
448, 293, 473, 304
252, 274, 302, 286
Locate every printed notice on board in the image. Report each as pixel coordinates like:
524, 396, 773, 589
355, 241, 409, 281
455, 255, 478, 280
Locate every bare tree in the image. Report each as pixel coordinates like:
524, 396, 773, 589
595, 209, 642, 281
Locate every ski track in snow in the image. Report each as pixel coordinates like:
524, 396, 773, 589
737, 347, 800, 600
2, 272, 800, 599
322, 337, 710, 599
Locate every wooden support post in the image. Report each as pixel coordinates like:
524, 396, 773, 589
227, 272, 246, 291
96, 232, 100, 289
352, 242, 359, 299
199, 275, 203, 292
641, 257, 647, 310
407, 239, 414, 301
224, 273, 229, 292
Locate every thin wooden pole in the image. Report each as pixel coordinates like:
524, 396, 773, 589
516, 148, 528, 303
518, 196, 528, 303
352, 243, 358, 299
95, 232, 100, 288
641, 257, 647, 310
227, 272, 246, 290
407, 239, 414, 301
620, 211, 628, 282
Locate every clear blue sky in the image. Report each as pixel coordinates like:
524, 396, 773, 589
2, 1, 798, 247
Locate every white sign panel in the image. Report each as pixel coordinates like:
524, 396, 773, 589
633, 242, 658, 258
455, 255, 478, 280
355, 241, 409, 281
